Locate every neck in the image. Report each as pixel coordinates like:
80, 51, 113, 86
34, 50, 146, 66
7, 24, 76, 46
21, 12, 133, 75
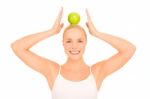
63, 58, 87, 70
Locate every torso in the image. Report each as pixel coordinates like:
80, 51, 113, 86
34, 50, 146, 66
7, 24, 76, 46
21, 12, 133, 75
46, 65, 103, 91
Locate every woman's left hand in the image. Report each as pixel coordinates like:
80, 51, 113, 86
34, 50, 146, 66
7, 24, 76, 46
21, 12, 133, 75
85, 9, 100, 37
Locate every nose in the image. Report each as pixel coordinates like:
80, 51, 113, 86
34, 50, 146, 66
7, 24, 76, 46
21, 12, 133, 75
72, 42, 78, 49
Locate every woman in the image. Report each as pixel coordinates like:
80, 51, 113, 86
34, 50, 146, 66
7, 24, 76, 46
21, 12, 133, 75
11, 8, 136, 99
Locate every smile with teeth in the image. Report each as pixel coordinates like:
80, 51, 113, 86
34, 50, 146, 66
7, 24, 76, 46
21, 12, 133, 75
69, 50, 80, 55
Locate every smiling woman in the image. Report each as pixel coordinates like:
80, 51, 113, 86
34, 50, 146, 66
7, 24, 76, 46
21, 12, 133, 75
63, 25, 87, 61
11, 7, 136, 99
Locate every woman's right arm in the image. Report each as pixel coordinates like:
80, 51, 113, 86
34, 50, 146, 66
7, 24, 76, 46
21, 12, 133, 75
11, 8, 63, 77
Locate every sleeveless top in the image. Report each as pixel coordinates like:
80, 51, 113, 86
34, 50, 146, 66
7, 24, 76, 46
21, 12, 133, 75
51, 66, 98, 99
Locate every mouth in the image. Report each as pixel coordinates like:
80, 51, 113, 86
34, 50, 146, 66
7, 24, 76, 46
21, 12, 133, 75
69, 50, 80, 55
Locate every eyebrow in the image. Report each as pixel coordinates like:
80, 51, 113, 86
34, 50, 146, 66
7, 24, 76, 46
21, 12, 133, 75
66, 38, 72, 40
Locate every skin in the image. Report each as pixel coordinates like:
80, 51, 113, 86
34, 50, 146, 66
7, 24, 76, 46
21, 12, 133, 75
11, 8, 136, 91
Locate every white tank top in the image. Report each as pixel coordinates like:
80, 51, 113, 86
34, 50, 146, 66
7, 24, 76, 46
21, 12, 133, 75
51, 66, 98, 99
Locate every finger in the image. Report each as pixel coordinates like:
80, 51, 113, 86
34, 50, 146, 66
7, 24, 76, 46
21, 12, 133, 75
59, 7, 63, 18
56, 7, 63, 23
85, 8, 91, 20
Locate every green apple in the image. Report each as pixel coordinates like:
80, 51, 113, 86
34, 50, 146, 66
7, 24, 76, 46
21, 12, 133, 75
68, 12, 80, 25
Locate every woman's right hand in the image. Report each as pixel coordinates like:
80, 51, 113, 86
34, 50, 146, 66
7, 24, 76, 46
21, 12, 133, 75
11, 7, 64, 79
49, 7, 64, 35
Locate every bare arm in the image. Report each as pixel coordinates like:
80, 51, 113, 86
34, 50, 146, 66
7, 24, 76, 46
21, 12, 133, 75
86, 9, 136, 79
11, 8, 63, 77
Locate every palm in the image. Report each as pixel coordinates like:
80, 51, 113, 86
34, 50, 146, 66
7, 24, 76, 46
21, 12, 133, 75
51, 7, 64, 34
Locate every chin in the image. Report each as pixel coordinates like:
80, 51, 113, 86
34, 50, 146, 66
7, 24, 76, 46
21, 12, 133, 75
68, 54, 83, 61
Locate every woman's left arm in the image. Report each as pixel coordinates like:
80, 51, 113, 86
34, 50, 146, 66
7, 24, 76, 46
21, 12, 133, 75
86, 9, 136, 78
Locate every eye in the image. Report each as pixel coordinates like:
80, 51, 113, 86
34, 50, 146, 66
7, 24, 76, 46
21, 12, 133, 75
78, 40, 83, 43
66, 40, 71, 43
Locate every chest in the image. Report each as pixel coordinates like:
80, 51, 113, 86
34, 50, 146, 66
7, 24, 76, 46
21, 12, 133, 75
52, 74, 98, 99
60, 70, 90, 81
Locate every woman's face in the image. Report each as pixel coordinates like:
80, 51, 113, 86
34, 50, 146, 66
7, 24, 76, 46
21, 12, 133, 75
63, 27, 87, 61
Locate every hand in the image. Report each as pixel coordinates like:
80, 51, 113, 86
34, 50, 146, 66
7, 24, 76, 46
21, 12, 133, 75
86, 9, 100, 37
49, 7, 64, 35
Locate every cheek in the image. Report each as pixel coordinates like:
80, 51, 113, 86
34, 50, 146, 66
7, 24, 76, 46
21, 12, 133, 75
64, 44, 72, 50
80, 42, 86, 48
78, 44, 86, 51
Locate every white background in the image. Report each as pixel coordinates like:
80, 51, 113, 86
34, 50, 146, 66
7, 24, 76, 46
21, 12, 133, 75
0, 0, 150, 99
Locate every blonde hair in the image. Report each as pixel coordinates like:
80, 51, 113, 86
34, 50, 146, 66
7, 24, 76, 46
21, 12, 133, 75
63, 25, 87, 39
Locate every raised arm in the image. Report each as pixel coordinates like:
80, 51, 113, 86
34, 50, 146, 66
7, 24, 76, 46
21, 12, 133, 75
11, 8, 63, 77
86, 9, 136, 79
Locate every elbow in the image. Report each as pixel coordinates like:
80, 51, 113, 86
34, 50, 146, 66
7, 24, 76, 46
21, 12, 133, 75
129, 44, 136, 54
11, 41, 24, 53
11, 42, 16, 49
11, 42, 18, 52
122, 45, 136, 58
11, 42, 15, 50
126, 42, 136, 54
119, 43, 136, 56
